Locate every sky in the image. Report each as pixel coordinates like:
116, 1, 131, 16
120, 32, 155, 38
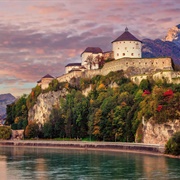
0, 0, 179, 97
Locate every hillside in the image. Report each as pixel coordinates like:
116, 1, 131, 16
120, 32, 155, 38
6, 71, 180, 144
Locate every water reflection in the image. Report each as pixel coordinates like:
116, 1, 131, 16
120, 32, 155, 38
0, 146, 179, 180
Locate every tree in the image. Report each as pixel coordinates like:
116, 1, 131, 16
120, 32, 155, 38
0, 126, 11, 140
85, 55, 96, 69
25, 121, 39, 139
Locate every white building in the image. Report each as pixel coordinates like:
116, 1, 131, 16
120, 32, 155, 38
112, 28, 142, 60
37, 74, 54, 90
81, 47, 103, 70
65, 63, 82, 74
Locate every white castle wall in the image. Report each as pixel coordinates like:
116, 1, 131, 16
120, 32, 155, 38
81, 52, 103, 70
112, 41, 142, 60
65, 65, 81, 74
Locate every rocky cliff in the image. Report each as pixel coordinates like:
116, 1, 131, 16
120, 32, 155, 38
141, 119, 180, 145
28, 89, 67, 125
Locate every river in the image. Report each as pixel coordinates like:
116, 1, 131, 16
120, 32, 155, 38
0, 146, 179, 179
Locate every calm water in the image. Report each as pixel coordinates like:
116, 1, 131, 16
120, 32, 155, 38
0, 146, 179, 180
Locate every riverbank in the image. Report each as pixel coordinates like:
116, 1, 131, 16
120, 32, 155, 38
0, 140, 166, 154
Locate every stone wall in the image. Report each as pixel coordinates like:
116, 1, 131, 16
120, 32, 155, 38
42, 57, 175, 88
142, 119, 180, 145
101, 57, 172, 76
57, 71, 82, 83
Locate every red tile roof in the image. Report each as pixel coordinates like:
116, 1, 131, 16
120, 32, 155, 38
112, 28, 141, 43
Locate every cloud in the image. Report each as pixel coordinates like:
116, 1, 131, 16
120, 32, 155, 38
0, 0, 179, 96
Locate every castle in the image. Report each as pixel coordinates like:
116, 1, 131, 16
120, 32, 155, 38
37, 28, 180, 90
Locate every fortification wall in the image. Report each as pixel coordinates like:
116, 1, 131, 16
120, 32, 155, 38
57, 71, 82, 83
101, 57, 172, 76
153, 71, 180, 84
55, 57, 174, 85
131, 75, 148, 85
83, 69, 101, 78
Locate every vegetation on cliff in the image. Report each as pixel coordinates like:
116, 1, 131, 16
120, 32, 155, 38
6, 70, 180, 141
6, 94, 28, 130
165, 132, 180, 156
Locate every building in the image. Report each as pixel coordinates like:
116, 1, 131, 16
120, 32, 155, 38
37, 28, 180, 89
112, 27, 142, 59
37, 74, 54, 90
81, 47, 103, 70
65, 63, 82, 74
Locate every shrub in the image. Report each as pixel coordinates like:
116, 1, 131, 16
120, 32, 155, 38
25, 121, 39, 139
0, 126, 11, 140
165, 132, 180, 156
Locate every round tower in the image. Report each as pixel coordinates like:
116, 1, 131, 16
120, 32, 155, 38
112, 28, 142, 60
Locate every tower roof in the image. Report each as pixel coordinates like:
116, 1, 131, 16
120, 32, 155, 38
112, 28, 141, 43
65, 63, 81, 67
42, 74, 54, 79
81, 47, 103, 56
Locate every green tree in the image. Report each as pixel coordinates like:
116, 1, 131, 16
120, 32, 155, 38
25, 121, 39, 139
0, 126, 11, 140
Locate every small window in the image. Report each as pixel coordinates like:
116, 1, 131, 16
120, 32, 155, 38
124, 42, 125, 43
125, 47, 127, 50
117, 53, 119, 56
131, 53, 134, 56
136, 43, 139, 49
123, 53, 125, 56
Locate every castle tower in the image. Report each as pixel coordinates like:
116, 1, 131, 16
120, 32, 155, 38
81, 47, 103, 70
112, 28, 142, 60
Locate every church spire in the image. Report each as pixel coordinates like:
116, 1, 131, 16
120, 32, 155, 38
125, 27, 128, 32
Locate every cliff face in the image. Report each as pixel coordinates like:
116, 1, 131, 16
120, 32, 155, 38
28, 89, 67, 125
142, 119, 180, 145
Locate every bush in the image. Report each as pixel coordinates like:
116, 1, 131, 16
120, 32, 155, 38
0, 126, 11, 140
165, 132, 180, 156
25, 122, 39, 139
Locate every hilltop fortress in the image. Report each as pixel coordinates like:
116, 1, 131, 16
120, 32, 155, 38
37, 28, 180, 89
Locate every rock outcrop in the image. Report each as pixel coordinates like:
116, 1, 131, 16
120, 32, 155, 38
164, 24, 180, 46
142, 119, 180, 145
28, 89, 67, 125
11, 130, 24, 140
